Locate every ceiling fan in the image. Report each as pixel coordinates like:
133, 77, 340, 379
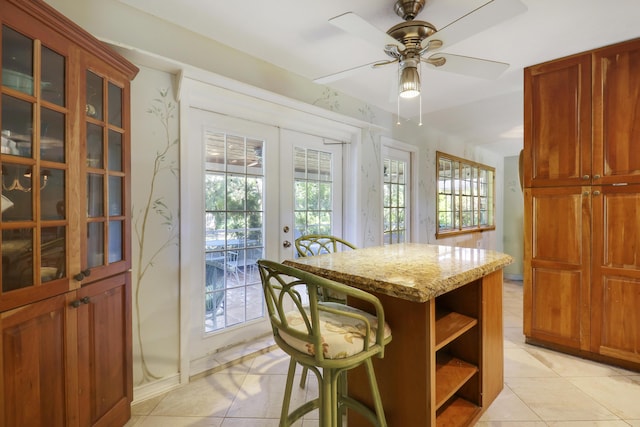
314, 0, 527, 99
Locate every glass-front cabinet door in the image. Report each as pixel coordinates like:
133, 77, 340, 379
83, 69, 128, 279
1, 24, 70, 308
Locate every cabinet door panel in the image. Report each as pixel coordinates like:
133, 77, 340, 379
0, 293, 77, 427
591, 185, 640, 361
529, 188, 586, 264
524, 54, 592, 187
524, 187, 591, 349
529, 268, 584, 347
77, 273, 131, 427
593, 38, 640, 184
592, 276, 640, 363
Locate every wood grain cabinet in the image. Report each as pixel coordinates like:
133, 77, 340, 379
0, 1, 138, 425
524, 38, 640, 370
524, 38, 640, 187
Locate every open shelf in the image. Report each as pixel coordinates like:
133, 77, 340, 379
435, 352, 479, 409
435, 308, 478, 350
436, 396, 481, 427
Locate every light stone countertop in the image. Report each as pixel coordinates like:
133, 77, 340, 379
283, 243, 513, 303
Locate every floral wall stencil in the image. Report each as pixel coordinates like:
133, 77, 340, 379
358, 105, 382, 246
133, 88, 179, 383
130, 68, 181, 387
312, 87, 341, 111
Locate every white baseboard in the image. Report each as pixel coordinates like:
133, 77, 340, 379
132, 335, 277, 405
132, 373, 181, 404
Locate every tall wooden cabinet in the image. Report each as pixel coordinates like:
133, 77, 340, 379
524, 38, 640, 370
0, 1, 138, 425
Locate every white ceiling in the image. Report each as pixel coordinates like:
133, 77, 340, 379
119, 0, 640, 155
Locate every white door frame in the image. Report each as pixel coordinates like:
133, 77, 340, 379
177, 69, 365, 383
381, 136, 419, 243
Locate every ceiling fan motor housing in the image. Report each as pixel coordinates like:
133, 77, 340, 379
394, 0, 427, 20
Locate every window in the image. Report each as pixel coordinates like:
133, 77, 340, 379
383, 157, 407, 244
436, 151, 495, 238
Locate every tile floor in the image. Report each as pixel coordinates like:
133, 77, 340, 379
127, 280, 640, 426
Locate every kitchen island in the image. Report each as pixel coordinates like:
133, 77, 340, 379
284, 243, 513, 427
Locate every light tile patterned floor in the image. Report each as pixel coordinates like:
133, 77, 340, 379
127, 280, 640, 426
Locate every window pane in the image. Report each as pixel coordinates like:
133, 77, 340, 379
436, 152, 495, 237
293, 147, 333, 239
383, 157, 408, 245
204, 130, 265, 333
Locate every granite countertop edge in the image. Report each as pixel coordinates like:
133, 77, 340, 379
283, 253, 513, 303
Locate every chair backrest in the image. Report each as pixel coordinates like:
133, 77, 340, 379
226, 251, 238, 267
294, 234, 356, 258
257, 259, 389, 363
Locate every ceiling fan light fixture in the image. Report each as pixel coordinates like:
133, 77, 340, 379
399, 61, 420, 98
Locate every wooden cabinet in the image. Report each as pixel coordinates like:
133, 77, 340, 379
591, 185, 640, 364
524, 38, 640, 187
523, 53, 592, 188
524, 38, 640, 371
592, 41, 640, 185
523, 186, 591, 351
0, 292, 76, 427
0, 0, 138, 425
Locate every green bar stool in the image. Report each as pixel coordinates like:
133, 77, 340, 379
294, 234, 358, 386
294, 234, 357, 259
258, 259, 391, 427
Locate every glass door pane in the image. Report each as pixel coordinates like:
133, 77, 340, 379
84, 71, 125, 270
2, 26, 33, 96
2, 26, 68, 293
293, 147, 334, 237
204, 131, 264, 333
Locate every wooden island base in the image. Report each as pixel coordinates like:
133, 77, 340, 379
283, 243, 512, 427
348, 270, 504, 427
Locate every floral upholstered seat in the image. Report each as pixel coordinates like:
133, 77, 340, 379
258, 259, 391, 427
281, 302, 392, 360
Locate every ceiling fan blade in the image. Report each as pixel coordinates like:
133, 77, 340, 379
313, 60, 385, 84
329, 12, 403, 50
421, 0, 527, 51
423, 53, 509, 79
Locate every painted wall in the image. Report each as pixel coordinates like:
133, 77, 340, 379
44, 0, 509, 399
502, 154, 524, 280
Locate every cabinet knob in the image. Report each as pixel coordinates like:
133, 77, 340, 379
593, 190, 601, 196
594, 174, 601, 179
582, 175, 590, 180
73, 269, 92, 281
70, 300, 81, 308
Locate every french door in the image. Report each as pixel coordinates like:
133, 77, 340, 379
184, 108, 344, 371
279, 129, 343, 260
185, 109, 275, 363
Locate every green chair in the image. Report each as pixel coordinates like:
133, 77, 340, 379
294, 234, 358, 388
295, 234, 356, 304
257, 259, 391, 427
294, 234, 357, 258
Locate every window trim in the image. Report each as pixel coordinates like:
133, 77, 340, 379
436, 151, 495, 239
